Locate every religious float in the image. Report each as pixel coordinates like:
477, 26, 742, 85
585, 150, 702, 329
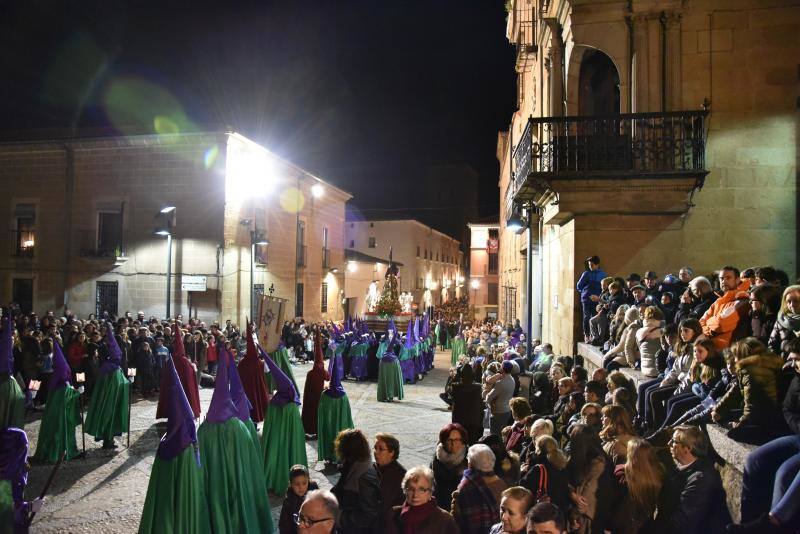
362, 250, 413, 332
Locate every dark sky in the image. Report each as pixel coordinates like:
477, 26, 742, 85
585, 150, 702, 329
0, 1, 516, 232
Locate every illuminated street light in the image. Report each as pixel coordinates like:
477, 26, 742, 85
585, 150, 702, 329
311, 183, 324, 198
347, 261, 357, 273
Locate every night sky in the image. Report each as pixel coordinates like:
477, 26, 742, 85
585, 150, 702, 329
0, 1, 516, 236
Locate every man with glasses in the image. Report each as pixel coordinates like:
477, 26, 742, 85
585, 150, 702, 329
668, 425, 731, 533
296, 489, 339, 533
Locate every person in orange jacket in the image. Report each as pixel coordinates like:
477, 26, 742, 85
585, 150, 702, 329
700, 266, 751, 350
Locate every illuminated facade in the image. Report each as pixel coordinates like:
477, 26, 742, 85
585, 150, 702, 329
0, 131, 351, 324
345, 219, 464, 311
501, 0, 798, 354
467, 222, 500, 320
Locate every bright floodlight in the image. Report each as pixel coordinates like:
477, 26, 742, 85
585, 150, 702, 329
160, 205, 176, 213
254, 237, 269, 245
154, 227, 171, 236
311, 183, 324, 198
470, 279, 480, 289
227, 148, 277, 202
347, 261, 357, 273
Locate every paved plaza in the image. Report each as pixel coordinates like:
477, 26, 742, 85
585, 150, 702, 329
24, 349, 454, 532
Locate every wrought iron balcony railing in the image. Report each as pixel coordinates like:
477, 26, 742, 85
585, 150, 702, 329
10, 230, 35, 258
511, 110, 708, 197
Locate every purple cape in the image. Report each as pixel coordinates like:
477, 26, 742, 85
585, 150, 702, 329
205, 347, 239, 424
157, 357, 199, 461
259, 346, 300, 407
99, 323, 122, 375
50, 338, 72, 392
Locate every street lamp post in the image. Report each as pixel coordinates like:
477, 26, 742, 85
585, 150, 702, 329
156, 206, 176, 319
506, 201, 536, 359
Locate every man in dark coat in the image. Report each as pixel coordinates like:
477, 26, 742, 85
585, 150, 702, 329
668, 425, 731, 533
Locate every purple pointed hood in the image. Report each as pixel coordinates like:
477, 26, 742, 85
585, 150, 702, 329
423, 314, 430, 338
324, 345, 346, 398
157, 357, 199, 461
0, 427, 28, 502
260, 346, 300, 407
413, 317, 420, 343
205, 347, 239, 424
388, 319, 397, 337
331, 323, 341, 340
404, 319, 414, 349
50, 338, 72, 392
0, 315, 13, 375
227, 347, 252, 422
100, 322, 122, 375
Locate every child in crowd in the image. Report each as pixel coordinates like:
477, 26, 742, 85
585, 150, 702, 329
278, 464, 319, 534
153, 336, 169, 386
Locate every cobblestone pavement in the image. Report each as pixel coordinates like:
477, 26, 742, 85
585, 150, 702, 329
25, 349, 454, 533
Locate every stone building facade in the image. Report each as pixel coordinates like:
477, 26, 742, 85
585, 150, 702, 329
500, 0, 799, 354
345, 219, 464, 311
467, 222, 500, 320
0, 131, 351, 325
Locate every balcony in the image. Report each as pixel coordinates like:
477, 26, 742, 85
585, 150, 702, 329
77, 229, 127, 262
508, 110, 709, 220
10, 231, 35, 258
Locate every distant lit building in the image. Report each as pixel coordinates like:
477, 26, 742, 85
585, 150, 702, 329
345, 219, 464, 312
0, 130, 351, 324
467, 221, 499, 321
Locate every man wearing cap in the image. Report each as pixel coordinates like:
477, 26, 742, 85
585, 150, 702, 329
643, 271, 662, 301
576, 256, 607, 342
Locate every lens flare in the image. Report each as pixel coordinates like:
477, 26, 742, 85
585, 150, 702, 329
280, 187, 305, 213
103, 76, 196, 135
204, 145, 219, 169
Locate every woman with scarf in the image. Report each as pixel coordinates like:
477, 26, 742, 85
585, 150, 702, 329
431, 422, 469, 512
384, 466, 459, 533
769, 285, 800, 359
451, 444, 506, 534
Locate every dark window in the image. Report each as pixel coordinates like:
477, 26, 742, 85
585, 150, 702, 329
322, 247, 330, 269
424, 249, 427, 259
488, 283, 498, 304
349, 240, 354, 248
253, 284, 264, 307
368, 237, 376, 248
417, 246, 420, 257
96, 281, 118, 317
97, 212, 123, 257
321, 282, 328, 313
296, 221, 306, 267
488, 253, 499, 274
369, 223, 374, 228
12, 278, 33, 314
295, 283, 304, 317
322, 227, 329, 249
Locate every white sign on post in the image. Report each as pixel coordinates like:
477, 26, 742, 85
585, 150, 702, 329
181, 275, 207, 292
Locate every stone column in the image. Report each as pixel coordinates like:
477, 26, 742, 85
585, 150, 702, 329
664, 11, 683, 111
630, 14, 649, 113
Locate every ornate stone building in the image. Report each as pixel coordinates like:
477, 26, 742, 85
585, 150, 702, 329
500, 0, 798, 353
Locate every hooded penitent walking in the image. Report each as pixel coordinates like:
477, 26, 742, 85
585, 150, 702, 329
197, 348, 274, 533
33, 338, 80, 463
301, 333, 329, 436
260, 346, 307, 494
237, 323, 269, 424
377, 332, 404, 402
85, 324, 130, 449
139, 357, 211, 534
317, 343, 354, 462
157, 329, 201, 420
0, 315, 24, 430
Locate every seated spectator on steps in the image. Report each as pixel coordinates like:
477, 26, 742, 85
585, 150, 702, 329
674, 276, 718, 326
603, 307, 641, 372
700, 266, 750, 351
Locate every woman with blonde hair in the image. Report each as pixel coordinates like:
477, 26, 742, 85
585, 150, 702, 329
599, 405, 636, 465
519, 435, 570, 512
622, 438, 681, 531
768, 284, 800, 359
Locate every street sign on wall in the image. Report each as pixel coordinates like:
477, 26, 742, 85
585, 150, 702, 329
181, 275, 207, 291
